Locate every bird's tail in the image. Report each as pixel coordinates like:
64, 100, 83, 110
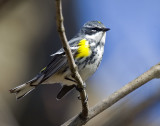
10, 75, 44, 100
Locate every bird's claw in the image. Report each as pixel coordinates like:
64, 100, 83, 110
76, 83, 86, 92
77, 94, 88, 103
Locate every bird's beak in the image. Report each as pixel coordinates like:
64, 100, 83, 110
103, 28, 110, 31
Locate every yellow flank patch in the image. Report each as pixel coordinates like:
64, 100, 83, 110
98, 21, 101, 24
76, 39, 91, 58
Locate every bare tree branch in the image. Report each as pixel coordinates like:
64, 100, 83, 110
62, 63, 160, 126
55, 0, 89, 117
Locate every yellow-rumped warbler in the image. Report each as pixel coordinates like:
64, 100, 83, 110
10, 21, 110, 100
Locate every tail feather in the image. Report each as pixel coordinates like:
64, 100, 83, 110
56, 85, 75, 100
10, 83, 35, 99
10, 74, 44, 100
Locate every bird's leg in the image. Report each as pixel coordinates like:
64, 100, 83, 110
78, 94, 88, 103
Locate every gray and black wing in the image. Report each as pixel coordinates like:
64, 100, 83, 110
40, 51, 67, 82
40, 37, 82, 99
40, 50, 78, 99
40, 41, 80, 82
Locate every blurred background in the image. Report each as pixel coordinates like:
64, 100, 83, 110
1, 0, 160, 125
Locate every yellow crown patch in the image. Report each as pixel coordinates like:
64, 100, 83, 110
76, 39, 91, 58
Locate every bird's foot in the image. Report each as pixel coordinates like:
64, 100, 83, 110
75, 83, 86, 92
78, 94, 88, 103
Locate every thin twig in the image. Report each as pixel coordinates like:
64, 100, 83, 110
62, 63, 160, 126
55, 0, 89, 117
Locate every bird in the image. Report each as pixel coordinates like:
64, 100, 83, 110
10, 21, 110, 100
